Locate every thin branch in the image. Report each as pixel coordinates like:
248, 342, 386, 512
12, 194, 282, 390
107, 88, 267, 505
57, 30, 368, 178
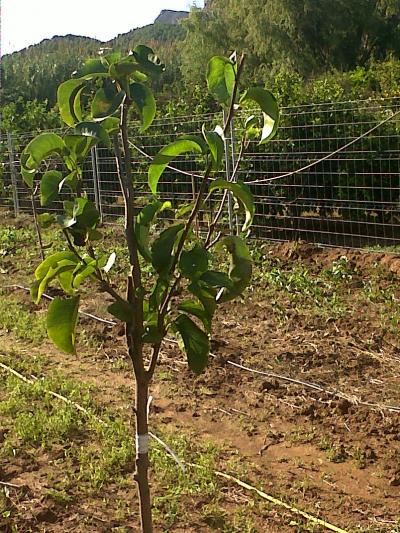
147, 342, 162, 379
204, 138, 246, 248
31, 184, 45, 261
62, 229, 85, 263
222, 53, 246, 135
98, 280, 127, 306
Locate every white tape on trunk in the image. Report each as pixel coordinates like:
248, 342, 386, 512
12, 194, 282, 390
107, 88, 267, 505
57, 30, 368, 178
136, 433, 150, 454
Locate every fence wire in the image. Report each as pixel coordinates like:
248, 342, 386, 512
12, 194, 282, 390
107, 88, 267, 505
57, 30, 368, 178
1, 97, 399, 250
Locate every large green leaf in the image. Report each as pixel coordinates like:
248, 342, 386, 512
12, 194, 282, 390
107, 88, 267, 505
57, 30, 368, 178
33, 260, 77, 304
132, 45, 165, 77
151, 223, 184, 275
22, 133, 66, 171
47, 296, 80, 354
217, 236, 252, 302
209, 179, 255, 231
148, 136, 205, 195
91, 88, 125, 120
101, 51, 122, 67
173, 314, 210, 374
64, 135, 94, 161
207, 56, 236, 106
75, 122, 110, 148
21, 166, 36, 188
188, 281, 217, 320
74, 58, 108, 78
35, 251, 79, 281
179, 244, 209, 280
130, 82, 156, 132
135, 200, 171, 262
202, 125, 225, 171
40, 170, 64, 207
57, 79, 86, 127
72, 197, 100, 229
109, 58, 140, 80
72, 262, 97, 288
240, 88, 279, 144
178, 299, 212, 333
199, 270, 234, 290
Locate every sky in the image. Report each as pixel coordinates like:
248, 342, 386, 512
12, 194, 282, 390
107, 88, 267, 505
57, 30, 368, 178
1, 0, 204, 56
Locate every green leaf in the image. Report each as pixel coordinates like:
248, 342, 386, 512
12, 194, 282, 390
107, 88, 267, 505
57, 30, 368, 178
130, 82, 156, 132
135, 200, 171, 262
178, 299, 212, 333
72, 262, 96, 288
21, 166, 35, 188
207, 56, 236, 106
148, 278, 168, 312
188, 281, 217, 320
35, 251, 79, 281
217, 236, 252, 302
22, 133, 66, 171
91, 88, 125, 120
202, 125, 225, 171
47, 296, 80, 354
64, 135, 94, 161
58, 269, 75, 294
132, 45, 165, 77
179, 244, 209, 280
240, 88, 279, 144
199, 270, 234, 290
72, 197, 100, 229
101, 51, 122, 67
175, 202, 195, 219
173, 314, 210, 374
57, 79, 86, 127
209, 179, 255, 231
75, 122, 110, 148
148, 137, 204, 195
74, 58, 108, 77
38, 212, 57, 229
109, 58, 140, 80
151, 223, 184, 275
142, 322, 163, 344
107, 301, 134, 323
101, 117, 120, 135
34, 259, 78, 304
40, 170, 64, 207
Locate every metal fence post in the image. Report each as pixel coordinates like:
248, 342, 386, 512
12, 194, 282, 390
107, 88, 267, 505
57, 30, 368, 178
6, 132, 20, 217
223, 110, 235, 235
91, 145, 103, 222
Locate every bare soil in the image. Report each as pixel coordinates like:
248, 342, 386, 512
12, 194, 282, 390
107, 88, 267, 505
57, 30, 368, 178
1, 212, 399, 532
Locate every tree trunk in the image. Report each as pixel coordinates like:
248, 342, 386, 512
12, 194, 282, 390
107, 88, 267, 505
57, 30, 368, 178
135, 377, 153, 533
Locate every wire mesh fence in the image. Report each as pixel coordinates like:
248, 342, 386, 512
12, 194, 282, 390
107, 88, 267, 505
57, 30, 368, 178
1, 97, 399, 249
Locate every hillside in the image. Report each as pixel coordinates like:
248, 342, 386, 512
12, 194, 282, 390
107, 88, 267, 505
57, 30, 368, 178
1, 14, 187, 107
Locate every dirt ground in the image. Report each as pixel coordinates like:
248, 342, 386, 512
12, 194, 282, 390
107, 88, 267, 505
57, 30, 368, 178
0, 212, 399, 532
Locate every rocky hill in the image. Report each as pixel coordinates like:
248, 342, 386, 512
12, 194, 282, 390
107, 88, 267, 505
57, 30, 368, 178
154, 10, 188, 24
